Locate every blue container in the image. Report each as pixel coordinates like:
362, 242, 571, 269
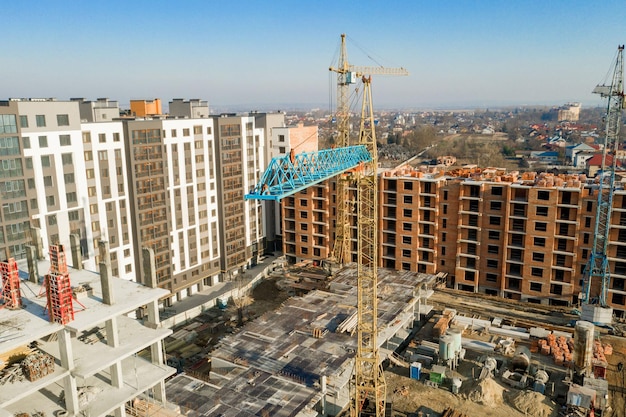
410, 362, 421, 380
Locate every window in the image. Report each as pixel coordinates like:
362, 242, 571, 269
48, 214, 57, 226
41, 155, 51, 167
84, 151, 93, 161
491, 186, 503, 196
490, 201, 502, 210
583, 233, 590, 244
582, 249, 588, 259
27, 178, 35, 189
403, 195, 413, 204
46, 195, 55, 207
489, 216, 500, 225
300, 211, 308, 219
64, 173, 75, 184
98, 150, 107, 160
487, 259, 498, 268
403, 181, 413, 190
442, 219, 447, 228
39, 136, 48, 147
301, 223, 307, 231
278, 134, 285, 142
536, 206, 548, 216
82, 131, 91, 143
88, 186, 96, 197
531, 267, 543, 277
585, 217, 592, 228
532, 252, 545, 262
534, 237, 546, 247
442, 232, 446, 242
23, 137, 30, 149
488, 230, 500, 240
66, 192, 77, 203
586, 201, 593, 212
403, 208, 412, 218
58, 134, 71, 146
443, 205, 448, 214
279, 146, 286, 154
537, 190, 549, 200
183, 128, 190, 136
487, 245, 499, 254
535, 222, 547, 232
43, 176, 52, 187
99, 133, 106, 143
402, 236, 411, 244
61, 153, 72, 165
194, 125, 202, 135
56, 114, 69, 126
530, 282, 542, 292
403, 222, 412, 231
36, 115, 46, 127
486, 273, 498, 282
86, 168, 94, 179
19, 115, 28, 128
402, 249, 411, 258
301, 235, 308, 243
206, 126, 212, 135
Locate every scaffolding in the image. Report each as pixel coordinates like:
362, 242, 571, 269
45, 244, 75, 324
1, 258, 22, 309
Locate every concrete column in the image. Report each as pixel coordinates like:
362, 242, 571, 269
25, 245, 39, 284
69, 234, 83, 270
59, 329, 79, 415
31, 227, 43, 259
142, 247, 157, 288
99, 241, 114, 305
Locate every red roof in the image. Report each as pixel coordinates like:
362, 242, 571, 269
586, 153, 623, 167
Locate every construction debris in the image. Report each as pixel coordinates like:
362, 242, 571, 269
0, 351, 54, 384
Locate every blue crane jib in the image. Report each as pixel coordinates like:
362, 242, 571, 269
245, 145, 372, 201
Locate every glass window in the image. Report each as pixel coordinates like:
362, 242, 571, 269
62, 153, 72, 165
19, 115, 28, 128
22, 137, 30, 149
56, 114, 69, 126
36, 115, 46, 127
0, 115, 17, 133
39, 136, 48, 147
41, 155, 51, 167
60, 134, 71, 146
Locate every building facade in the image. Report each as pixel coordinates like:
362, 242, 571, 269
284, 165, 626, 317
212, 114, 265, 279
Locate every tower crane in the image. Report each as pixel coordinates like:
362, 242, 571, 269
329, 34, 408, 264
581, 45, 625, 325
248, 35, 407, 417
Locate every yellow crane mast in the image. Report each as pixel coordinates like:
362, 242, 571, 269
352, 75, 385, 416
329, 34, 408, 264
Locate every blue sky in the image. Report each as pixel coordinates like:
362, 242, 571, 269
4, 1, 625, 110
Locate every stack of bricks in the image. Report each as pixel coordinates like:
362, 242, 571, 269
22, 352, 55, 382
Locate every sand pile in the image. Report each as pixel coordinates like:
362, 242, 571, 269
461, 377, 505, 407
505, 390, 558, 417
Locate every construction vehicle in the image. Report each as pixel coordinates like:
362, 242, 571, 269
247, 34, 407, 417
581, 45, 625, 325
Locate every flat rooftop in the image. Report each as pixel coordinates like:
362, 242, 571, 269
0, 258, 170, 354
165, 265, 437, 417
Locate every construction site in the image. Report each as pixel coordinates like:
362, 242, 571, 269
2, 35, 626, 417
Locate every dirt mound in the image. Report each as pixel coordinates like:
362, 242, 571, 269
505, 390, 558, 417
461, 377, 505, 407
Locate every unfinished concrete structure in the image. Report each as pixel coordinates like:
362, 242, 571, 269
165, 265, 436, 416
0, 246, 175, 417
284, 165, 626, 317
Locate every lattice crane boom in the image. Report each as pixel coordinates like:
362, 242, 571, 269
329, 34, 408, 265
582, 45, 625, 321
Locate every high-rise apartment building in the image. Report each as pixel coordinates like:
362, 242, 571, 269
285, 165, 626, 317
130, 99, 162, 117
0, 99, 135, 279
212, 114, 265, 278
169, 98, 210, 119
124, 117, 221, 303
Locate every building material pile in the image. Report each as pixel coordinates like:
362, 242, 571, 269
0, 351, 54, 384
21, 352, 55, 381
